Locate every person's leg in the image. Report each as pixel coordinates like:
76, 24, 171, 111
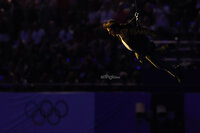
135, 52, 143, 64
145, 54, 181, 83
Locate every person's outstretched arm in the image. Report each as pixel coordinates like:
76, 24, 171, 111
139, 27, 157, 38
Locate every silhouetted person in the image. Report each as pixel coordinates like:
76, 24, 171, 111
103, 18, 182, 83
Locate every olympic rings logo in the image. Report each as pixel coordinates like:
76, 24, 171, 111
24, 100, 69, 126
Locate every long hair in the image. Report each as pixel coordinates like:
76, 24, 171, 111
102, 19, 120, 30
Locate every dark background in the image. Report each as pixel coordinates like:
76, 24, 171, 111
0, 0, 200, 133
0, 0, 200, 86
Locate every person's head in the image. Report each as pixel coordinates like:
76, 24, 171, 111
103, 19, 120, 36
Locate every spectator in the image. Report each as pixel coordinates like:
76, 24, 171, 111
31, 22, 45, 44
99, 2, 114, 23
19, 23, 31, 44
153, 0, 170, 30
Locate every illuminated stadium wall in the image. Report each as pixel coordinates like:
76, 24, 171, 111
0, 92, 200, 133
0, 92, 151, 133
0, 93, 95, 133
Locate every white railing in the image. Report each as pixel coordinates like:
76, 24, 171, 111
154, 40, 200, 44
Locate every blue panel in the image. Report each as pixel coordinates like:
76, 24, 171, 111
185, 93, 200, 133
0, 92, 95, 133
95, 92, 151, 133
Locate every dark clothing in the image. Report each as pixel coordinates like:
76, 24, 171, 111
103, 18, 181, 82
117, 23, 155, 56
115, 22, 181, 83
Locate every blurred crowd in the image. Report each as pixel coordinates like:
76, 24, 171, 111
0, 0, 200, 84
